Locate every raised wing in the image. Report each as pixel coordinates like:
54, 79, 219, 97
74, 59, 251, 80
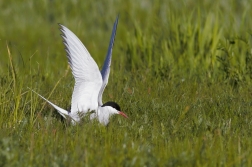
98, 16, 119, 106
59, 24, 103, 114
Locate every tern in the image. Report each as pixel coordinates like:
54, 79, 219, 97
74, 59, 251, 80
31, 16, 128, 125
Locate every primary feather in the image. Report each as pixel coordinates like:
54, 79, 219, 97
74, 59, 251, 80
99, 16, 119, 106
59, 24, 103, 117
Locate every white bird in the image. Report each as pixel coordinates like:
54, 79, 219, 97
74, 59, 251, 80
30, 16, 128, 125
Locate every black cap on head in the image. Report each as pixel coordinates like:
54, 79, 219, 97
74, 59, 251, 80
102, 101, 121, 111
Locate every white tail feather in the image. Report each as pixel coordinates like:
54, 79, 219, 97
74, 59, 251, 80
28, 88, 69, 118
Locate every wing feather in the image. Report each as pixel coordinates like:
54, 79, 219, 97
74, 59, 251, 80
59, 24, 103, 115
98, 16, 119, 105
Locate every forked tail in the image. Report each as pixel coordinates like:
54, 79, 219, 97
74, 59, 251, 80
28, 88, 69, 118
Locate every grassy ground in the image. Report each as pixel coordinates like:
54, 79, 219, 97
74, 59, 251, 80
1, 0, 252, 166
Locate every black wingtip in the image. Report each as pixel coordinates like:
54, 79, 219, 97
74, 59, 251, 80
115, 15, 119, 26
58, 23, 66, 34
58, 23, 63, 29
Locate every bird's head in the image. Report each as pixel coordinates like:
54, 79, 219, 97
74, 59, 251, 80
101, 101, 128, 118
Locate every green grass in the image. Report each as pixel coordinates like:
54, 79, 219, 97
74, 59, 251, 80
1, 0, 252, 166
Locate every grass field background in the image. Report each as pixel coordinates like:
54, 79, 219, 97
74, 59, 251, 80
1, 0, 252, 166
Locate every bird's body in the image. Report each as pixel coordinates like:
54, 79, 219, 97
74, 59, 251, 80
31, 16, 128, 125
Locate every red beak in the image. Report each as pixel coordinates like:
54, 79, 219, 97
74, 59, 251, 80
119, 111, 128, 118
